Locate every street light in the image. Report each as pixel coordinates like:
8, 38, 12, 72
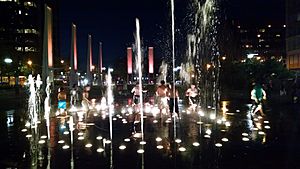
60, 59, 64, 64
4, 58, 12, 64
247, 54, 258, 59
27, 60, 32, 66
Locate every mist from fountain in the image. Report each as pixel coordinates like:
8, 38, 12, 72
28, 75, 38, 127
180, 0, 220, 111
156, 61, 168, 84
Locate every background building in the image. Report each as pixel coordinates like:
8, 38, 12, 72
286, 0, 300, 70
0, 0, 59, 85
238, 23, 286, 62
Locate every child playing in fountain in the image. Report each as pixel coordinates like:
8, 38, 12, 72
156, 80, 169, 119
186, 84, 198, 108
82, 85, 91, 111
168, 82, 179, 118
58, 87, 67, 115
251, 83, 267, 116
131, 83, 141, 105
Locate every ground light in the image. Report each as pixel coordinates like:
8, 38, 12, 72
192, 142, 200, 147
119, 145, 126, 150
157, 145, 164, 149
41, 135, 47, 139
62, 145, 70, 149
175, 139, 182, 143
97, 148, 104, 153
140, 141, 146, 145
38, 140, 46, 144
155, 137, 162, 142
137, 149, 144, 154
215, 143, 222, 147
25, 134, 32, 138
242, 133, 249, 136
178, 147, 186, 152
78, 136, 84, 140
242, 137, 250, 142
96, 136, 103, 140
58, 140, 65, 144
221, 138, 229, 142
264, 125, 271, 129
85, 143, 92, 148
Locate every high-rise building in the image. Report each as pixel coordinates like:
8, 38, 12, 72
286, 0, 300, 70
237, 23, 286, 62
0, 0, 59, 84
0, 0, 42, 66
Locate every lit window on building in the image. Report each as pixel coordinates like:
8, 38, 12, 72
276, 34, 281, 37
259, 39, 265, 43
257, 34, 261, 38
16, 29, 23, 33
265, 45, 270, 48
24, 29, 37, 34
240, 29, 247, 33
25, 47, 36, 52
0, 0, 13, 2
259, 29, 265, 33
15, 47, 23, 51
24, 1, 34, 7
18, 10, 21, 14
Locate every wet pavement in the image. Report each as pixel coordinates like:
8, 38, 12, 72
1, 96, 300, 169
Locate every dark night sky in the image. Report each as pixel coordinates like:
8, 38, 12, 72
59, 0, 285, 71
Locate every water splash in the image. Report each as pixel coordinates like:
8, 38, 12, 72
107, 68, 114, 140
157, 61, 168, 84
44, 76, 51, 140
28, 74, 38, 127
135, 18, 144, 140
181, 0, 220, 110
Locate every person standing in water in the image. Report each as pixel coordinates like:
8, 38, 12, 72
156, 80, 169, 117
70, 84, 79, 106
168, 82, 179, 118
82, 85, 91, 111
57, 87, 67, 115
186, 84, 198, 108
251, 83, 267, 116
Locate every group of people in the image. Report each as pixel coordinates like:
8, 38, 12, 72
57, 84, 91, 114
131, 80, 199, 119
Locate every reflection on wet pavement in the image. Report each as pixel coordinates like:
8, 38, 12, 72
0, 99, 299, 169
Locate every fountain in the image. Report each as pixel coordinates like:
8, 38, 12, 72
180, 0, 220, 111
107, 68, 114, 169
28, 74, 38, 128
157, 61, 168, 84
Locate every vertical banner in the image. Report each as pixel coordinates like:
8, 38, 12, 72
99, 42, 103, 73
70, 23, 78, 87
148, 47, 154, 73
42, 5, 53, 85
127, 47, 133, 74
86, 34, 93, 84
47, 6, 53, 68
72, 23, 78, 71
87, 35, 93, 72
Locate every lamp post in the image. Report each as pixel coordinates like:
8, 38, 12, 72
4, 58, 12, 85
27, 60, 33, 74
